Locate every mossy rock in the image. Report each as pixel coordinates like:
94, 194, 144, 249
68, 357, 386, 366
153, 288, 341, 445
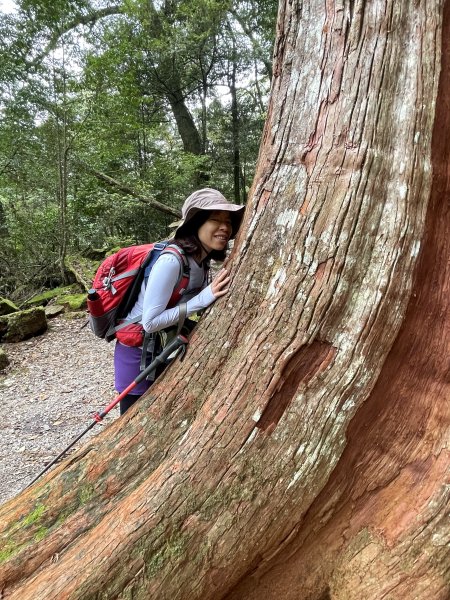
105, 241, 134, 257
0, 297, 19, 316
106, 246, 122, 256
59, 294, 87, 311
0, 320, 7, 338
0, 307, 47, 342
0, 347, 9, 371
26, 285, 80, 307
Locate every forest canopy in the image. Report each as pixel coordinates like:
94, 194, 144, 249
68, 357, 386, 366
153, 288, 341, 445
0, 0, 277, 298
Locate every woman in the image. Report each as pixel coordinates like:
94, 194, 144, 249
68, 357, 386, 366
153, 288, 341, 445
114, 188, 245, 414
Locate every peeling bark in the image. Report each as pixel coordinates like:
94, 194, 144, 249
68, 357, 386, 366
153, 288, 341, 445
0, 1, 447, 599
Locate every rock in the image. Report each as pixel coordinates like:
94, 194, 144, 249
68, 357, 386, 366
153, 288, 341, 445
0, 318, 8, 339
65, 255, 100, 292
25, 289, 61, 307
59, 294, 87, 311
0, 297, 19, 316
45, 305, 65, 318
0, 346, 10, 371
0, 307, 48, 342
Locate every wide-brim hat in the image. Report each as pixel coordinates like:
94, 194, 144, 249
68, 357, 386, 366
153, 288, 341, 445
170, 188, 245, 238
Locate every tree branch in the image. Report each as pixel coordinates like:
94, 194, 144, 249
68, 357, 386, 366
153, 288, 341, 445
28, 5, 124, 68
75, 160, 181, 218
229, 8, 273, 80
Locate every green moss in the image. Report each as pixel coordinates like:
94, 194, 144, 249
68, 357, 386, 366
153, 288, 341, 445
78, 484, 95, 505
0, 524, 48, 563
0, 307, 47, 342
199, 476, 258, 522
26, 285, 79, 307
55, 508, 72, 527
66, 254, 100, 282
0, 505, 48, 563
0, 297, 19, 315
146, 532, 188, 577
0, 541, 20, 563
22, 503, 46, 527
105, 243, 134, 257
60, 294, 87, 311
34, 526, 48, 542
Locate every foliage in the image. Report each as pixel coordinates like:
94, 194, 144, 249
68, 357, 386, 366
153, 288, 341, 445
0, 0, 277, 299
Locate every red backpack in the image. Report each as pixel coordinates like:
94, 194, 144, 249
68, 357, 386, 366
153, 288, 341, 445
87, 242, 189, 347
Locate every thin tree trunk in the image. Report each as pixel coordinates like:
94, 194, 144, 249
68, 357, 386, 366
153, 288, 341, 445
253, 58, 266, 115
228, 23, 241, 203
200, 83, 208, 155
55, 47, 69, 285
0, 2, 447, 599
138, 102, 149, 177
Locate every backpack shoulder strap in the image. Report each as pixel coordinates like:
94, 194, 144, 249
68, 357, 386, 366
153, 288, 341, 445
161, 244, 190, 307
162, 244, 190, 273
143, 242, 168, 278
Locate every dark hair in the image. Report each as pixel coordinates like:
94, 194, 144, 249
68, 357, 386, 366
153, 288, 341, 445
170, 210, 228, 262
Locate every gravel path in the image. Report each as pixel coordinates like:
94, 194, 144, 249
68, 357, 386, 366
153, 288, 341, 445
0, 316, 116, 505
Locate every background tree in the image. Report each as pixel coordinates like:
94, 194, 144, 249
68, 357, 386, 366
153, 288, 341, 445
0, 1, 448, 599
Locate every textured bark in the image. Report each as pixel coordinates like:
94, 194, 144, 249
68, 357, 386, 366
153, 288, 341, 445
0, 1, 448, 599
227, 3, 450, 596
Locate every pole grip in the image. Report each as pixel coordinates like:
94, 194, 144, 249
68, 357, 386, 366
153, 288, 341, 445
134, 334, 188, 385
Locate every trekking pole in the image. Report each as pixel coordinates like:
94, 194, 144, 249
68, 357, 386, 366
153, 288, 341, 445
27, 334, 188, 488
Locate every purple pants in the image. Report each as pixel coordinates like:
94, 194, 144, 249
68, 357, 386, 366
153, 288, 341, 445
114, 342, 152, 395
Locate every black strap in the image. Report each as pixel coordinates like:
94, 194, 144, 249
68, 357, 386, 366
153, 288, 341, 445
140, 332, 156, 373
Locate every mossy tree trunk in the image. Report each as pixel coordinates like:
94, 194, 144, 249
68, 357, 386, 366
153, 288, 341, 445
0, 1, 448, 599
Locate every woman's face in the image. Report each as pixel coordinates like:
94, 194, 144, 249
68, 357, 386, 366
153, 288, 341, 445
197, 210, 233, 253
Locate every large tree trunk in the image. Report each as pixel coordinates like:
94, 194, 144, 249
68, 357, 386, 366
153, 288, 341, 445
0, 2, 448, 599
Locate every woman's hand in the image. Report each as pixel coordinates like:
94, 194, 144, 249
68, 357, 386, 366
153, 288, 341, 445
211, 268, 231, 298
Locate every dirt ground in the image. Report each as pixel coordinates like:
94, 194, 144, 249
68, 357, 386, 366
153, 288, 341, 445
0, 315, 116, 505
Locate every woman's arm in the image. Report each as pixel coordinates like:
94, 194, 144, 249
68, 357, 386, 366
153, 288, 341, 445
142, 254, 223, 333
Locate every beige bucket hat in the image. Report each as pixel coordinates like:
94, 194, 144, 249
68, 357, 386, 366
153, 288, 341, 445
171, 188, 245, 238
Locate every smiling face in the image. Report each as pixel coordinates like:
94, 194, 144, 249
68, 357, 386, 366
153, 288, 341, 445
197, 210, 233, 253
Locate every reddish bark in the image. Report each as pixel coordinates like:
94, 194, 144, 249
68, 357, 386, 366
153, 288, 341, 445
226, 6, 450, 597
